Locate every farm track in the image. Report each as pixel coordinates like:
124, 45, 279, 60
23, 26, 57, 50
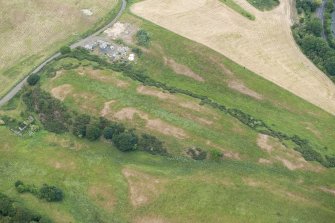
0, 0, 127, 107
131, 0, 335, 115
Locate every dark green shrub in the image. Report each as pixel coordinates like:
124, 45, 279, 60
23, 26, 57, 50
103, 123, 125, 140
27, 74, 40, 86
138, 134, 167, 155
60, 46, 71, 55
136, 29, 150, 47
72, 114, 91, 138
39, 184, 63, 202
86, 123, 102, 141
210, 149, 223, 161
186, 147, 207, 160
113, 131, 138, 152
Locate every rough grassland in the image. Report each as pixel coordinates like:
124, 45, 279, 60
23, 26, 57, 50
0, 127, 335, 223
0, 0, 118, 98
246, 0, 280, 11
131, 0, 335, 115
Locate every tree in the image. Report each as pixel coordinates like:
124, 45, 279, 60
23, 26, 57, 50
112, 131, 138, 152
325, 57, 335, 75
27, 74, 40, 86
138, 134, 167, 155
86, 123, 102, 141
60, 46, 71, 55
305, 18, 322, 37
72, 114, 91, 138
136, 30, 150, 47
39, 184, 63, 202
103, 123, 125, 140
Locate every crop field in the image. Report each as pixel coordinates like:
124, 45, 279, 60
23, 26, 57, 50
0, 0, 118, 98
131, 0, 335, 115
1, 1, 335, 222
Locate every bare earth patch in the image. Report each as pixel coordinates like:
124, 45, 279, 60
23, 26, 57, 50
122, 167, 165, 207
131, 0, 335, 115
164, 57, 204, 82
137, 85, 176, 100
51, 84, 73, 101
114, 107, 188, 139
88, 185, 116, 211
228, 80, 263, 100
134, 216, 169, 223
100, 100, 116, 117
320, 187, 335, 196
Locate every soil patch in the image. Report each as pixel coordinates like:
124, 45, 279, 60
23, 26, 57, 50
51, 84, 72, 101
137, 85, 176, 100
320, 187, 335, 196
164, 57, 204, 82
134, 216, 169, 223
100, 100, 116, 117
114, 107, 188, 139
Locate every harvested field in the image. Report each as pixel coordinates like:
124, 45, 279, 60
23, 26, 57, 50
131, 0, 335, 115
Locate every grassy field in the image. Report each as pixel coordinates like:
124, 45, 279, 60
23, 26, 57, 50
0, 126, 335, 223
1, 1, 335, 222
0, 0, 119, 98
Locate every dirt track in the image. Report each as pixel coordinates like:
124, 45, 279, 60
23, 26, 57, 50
131, 0, 335, 115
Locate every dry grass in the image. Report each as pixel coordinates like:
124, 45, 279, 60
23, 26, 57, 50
131, 0, 335, 115
0, 0, 117, 97
51, 84, 73, 101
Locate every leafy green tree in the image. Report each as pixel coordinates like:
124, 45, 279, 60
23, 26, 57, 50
113, 131, 138, 152
39, 184, 63, 202
86, 123, 102, 141
138, 134, 167, 155
72, 114, 91, 138
27, 74, 40, 86
60, 46, 71, 55
325, 57, 335, 75
103, 123, 125, 140
136, 30, 150, 47
305, 18, 322, 37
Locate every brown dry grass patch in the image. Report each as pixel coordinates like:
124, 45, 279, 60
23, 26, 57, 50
131, 0, 335, 115
51, 84, 73, 101
164, 57, 204, 82
122, 167, 166, 207
114, 107, 188, 139
88, 184, 116, 211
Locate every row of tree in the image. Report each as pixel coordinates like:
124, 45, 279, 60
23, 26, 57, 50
15, 181, 64, 202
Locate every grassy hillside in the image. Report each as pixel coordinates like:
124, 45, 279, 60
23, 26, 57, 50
0, 0, 120, 98
1, 2, 335, 223
246, 0, 280, 10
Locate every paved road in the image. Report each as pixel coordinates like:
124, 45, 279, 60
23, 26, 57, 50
0, 0, 126, 107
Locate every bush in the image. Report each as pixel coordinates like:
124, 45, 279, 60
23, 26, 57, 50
186, 147, 207, 160
103, 123, 125, 140
60, 46, 71, 55
27, 74, 40, 86
138, 134, 167, 155
72, 114, 91, 138
136, 29, 150, 47
86, 123, 102, 141
113, 131, 138, 152
39, 184, 63, 202
210, 149, 223, 161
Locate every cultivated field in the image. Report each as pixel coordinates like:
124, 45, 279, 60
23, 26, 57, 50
131, 0, 335, 115
0, 0, 118, 98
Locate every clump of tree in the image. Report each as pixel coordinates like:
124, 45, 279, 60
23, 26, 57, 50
27, 74, 40, 86
293, 0, 335, 76
136, 29, 150, 47
15, 181, 64, 202
60, 46, 71, 55
0, 192, 52, 223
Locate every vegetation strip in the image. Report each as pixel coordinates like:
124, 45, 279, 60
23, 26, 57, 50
219, 0, 255, 20
30, 48, 335, 167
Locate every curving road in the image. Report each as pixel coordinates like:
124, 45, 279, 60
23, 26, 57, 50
0, 0, 126, 107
